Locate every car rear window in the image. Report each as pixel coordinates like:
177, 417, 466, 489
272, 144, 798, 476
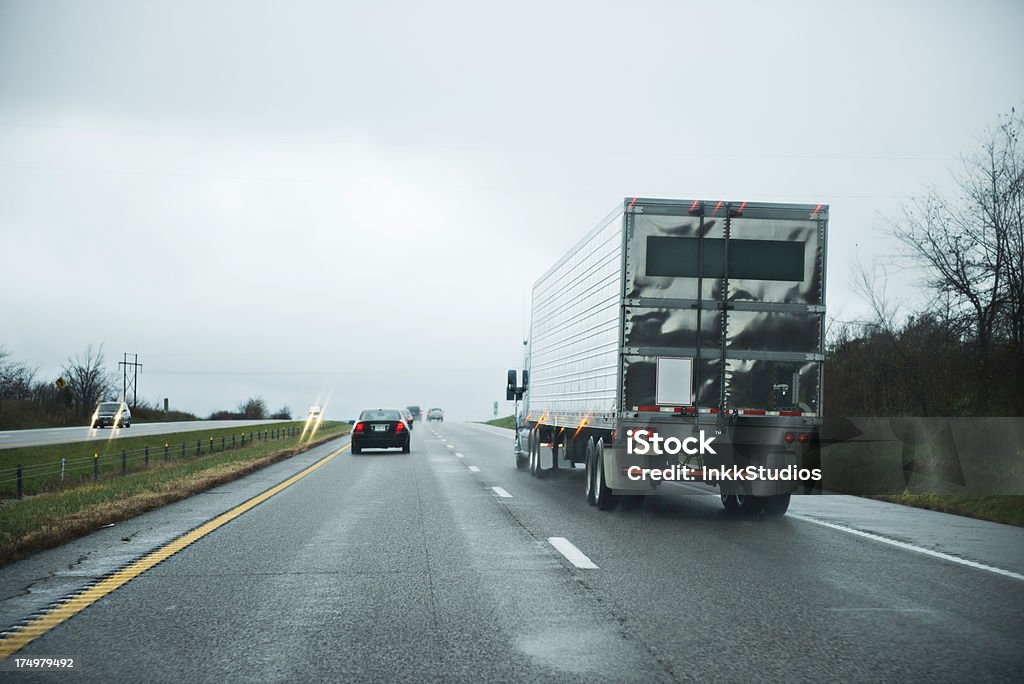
359, 409, 401, 420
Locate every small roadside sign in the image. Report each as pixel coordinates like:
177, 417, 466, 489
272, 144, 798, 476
55, 377, 66, 389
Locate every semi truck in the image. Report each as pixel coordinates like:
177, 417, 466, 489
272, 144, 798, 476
506, 197, 827, 515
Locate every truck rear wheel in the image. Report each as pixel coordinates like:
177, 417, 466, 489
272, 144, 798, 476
584, 437, 596, 505
761, 493, 791, 516
515, 429, 529, 469
593, 440, 618, 511
721, 492, 760, 514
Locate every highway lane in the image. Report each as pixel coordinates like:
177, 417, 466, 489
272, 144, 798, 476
0, 420, 289, 451
1, 422, 1022, 681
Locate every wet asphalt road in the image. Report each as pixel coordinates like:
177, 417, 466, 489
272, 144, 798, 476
1, 422, 1022, 682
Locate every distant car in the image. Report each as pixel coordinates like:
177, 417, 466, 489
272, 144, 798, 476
406, 406, 422, 422
400, 408, 415, 430
91, 401, 131, 429
351, 408, 411, 454
427, 408, 444, 422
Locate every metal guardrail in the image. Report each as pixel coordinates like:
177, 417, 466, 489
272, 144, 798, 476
0, 422, 341, 500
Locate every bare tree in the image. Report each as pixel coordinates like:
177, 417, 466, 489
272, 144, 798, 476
888, 109, 1024, 411
0, 347, 38, 400
62, 344, 115, 416
238, 396, 268, 419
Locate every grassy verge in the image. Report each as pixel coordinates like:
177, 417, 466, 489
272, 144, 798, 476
485, 415, 516, 429
871, 494, 1024, 527
0, 422, 348, 566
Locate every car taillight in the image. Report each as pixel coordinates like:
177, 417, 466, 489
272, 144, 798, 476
395, 421, 405, 433
355, 422, 365, 433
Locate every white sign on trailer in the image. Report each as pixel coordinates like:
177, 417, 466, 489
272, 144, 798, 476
655, 357, 694, 406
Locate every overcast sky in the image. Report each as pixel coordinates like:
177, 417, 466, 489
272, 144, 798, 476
1, 0, 1022, 422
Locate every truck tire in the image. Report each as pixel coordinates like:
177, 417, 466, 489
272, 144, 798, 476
720, 492, 740, 512
761, 493, 791, 516
593, 440, 618, 511
584, 437, 596, 505
721, 491, 761, 514
515, 431, 529, 469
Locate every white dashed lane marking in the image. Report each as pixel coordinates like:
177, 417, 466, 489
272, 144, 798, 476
468, 465, 481, 473
491, 486, 512, 498
548, 537, 598, 569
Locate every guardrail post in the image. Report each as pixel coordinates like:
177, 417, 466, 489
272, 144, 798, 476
145, 446, 149, 466
61, 457, 66, 482
122, 449, 127, 476
164, 444, 169, 463
17, 465, 22, 499
221, 436, 225, 451
210, 437, 214, 454
181, 443, 185, 458
233, 434, 236, 448
93, 453, 99, 480
196, 440, 200, 456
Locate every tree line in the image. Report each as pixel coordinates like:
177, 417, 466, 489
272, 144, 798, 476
826, 109, 1023, 417
0, 344, 291, 429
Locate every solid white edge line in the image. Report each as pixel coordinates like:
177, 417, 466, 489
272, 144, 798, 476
468, 465, 481, 472
491, 486, 512, 498
790, 514, 1024, 582
548, 537, 598, 569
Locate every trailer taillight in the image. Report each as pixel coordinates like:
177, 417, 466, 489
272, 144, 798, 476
797, 433, 809, 444
784, 432, 795, 443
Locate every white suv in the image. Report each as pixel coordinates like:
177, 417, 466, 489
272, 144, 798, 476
91, 401, 131, 428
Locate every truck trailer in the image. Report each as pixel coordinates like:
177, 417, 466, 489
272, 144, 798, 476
507, 197, 827, 515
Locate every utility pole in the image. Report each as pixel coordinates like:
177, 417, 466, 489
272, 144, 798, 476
119, 353, 142, 408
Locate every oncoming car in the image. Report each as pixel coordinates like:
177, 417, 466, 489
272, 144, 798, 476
351, 408, 411, 454
91, 401, 131, 429
427, 408, 444, 422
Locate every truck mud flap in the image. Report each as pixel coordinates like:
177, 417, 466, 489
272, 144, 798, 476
604, 447, 654, 493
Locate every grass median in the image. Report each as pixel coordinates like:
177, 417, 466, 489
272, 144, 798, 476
871, 494, 1024, 527
0, 421, 349, 566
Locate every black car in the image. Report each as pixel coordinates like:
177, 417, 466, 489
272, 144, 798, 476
351, 408, 411, 454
